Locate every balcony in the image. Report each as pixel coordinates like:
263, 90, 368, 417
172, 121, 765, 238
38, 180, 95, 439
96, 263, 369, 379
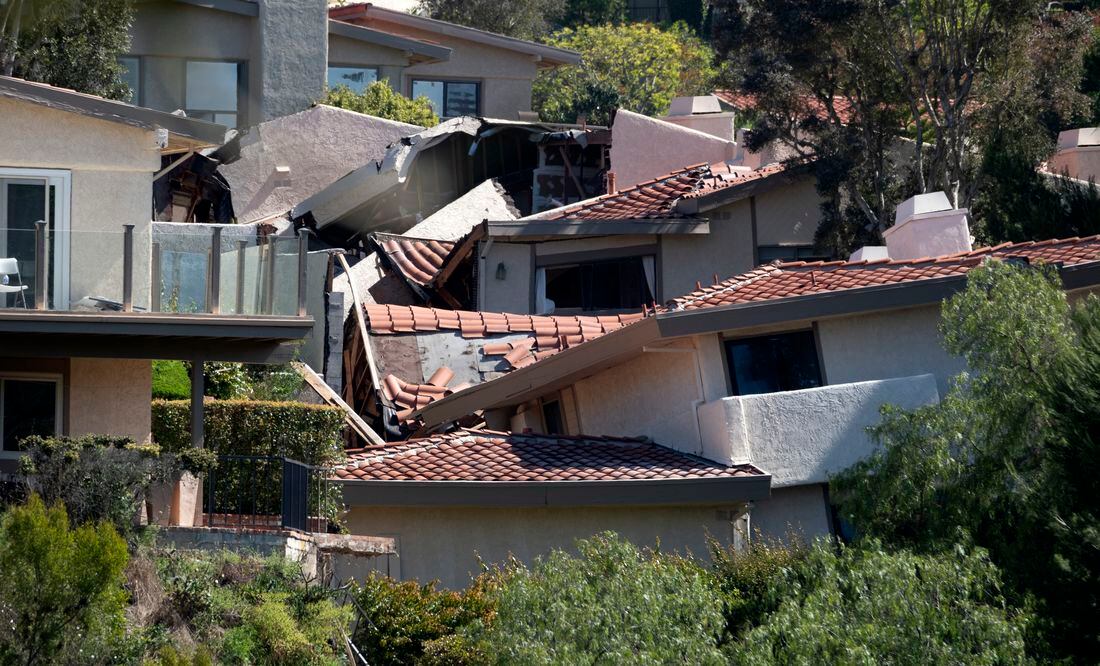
697, 374, 940, 487
0, 223, 313, 362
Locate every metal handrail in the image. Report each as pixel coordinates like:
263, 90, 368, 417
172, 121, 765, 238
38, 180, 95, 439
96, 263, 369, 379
204, 454, 330, 532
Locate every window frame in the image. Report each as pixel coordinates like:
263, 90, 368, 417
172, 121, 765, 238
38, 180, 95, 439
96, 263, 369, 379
756, 244, 830, 264
0, 167, 72, 310
534, 245, 659, 315
183, 58, 246, 128
327, 63, 381, 93
409, 78, 481, 118
0, 372, 63, 455
723, 327, 826, 397
540, 396, 565, 435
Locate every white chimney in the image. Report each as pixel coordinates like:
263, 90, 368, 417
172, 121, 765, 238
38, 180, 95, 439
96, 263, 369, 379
1049, 127, 1100, 182
849, 246, 889, 262
883, 192, 972, 261
660, 95, 736, 142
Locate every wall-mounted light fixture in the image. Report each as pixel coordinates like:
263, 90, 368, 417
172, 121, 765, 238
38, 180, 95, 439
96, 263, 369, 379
495, 262, 507, 280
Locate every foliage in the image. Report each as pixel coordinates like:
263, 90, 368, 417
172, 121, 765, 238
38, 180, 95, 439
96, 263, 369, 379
0, 0, 133, 99
734, 541, 1030, 665
708, 534, 809, 642
153, 361, 192, 400
473, 532, 726, 665
0, 496, 129, 665
711, 0, 1098, 255
17, 435, 210, 535
560, 0, 626, 28
533, 22, 716, 126
147, 645, 214, 666
226, 591, 351, 665
152, 399, 345, 466
322, 82, 438, 127
351, 572, 494, 665
417, 0, 563, 40
831, 261, 1100, 660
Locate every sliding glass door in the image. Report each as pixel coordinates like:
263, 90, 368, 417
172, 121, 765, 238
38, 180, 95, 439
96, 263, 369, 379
0, 169, 70, 309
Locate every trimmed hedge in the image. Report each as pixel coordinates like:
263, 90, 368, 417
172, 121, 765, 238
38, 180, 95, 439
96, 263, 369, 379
151, 399, 345, 467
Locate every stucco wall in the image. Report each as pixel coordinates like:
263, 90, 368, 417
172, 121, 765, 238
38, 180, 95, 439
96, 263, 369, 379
697, 374, 940, 487
258, 0, 328, 121
365, 18, 539, 118
343, 503, 746, 588
749, 484, 832, 542
68, 358, 153, 443
818, 305, 966, 396
609, 110, 735, 189
752, 176, 821, 246
0, 97, 158, 309
479, 241, 531, 313
1048, 146, 1100, 182
328, 34, 410, 82
661, 200, 756, 301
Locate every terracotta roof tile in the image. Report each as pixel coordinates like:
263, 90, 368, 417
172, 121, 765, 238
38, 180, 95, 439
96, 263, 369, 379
364, 303, 647, 369
542, 164, 710, 221
369, 232, 457, 287
334, 429, 765, 482
669, 236, 1100, 311
380, 371, 462, 424
714, 89, 856, 125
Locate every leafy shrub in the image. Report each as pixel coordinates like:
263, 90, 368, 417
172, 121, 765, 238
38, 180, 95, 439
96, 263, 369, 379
323, 82, 438, 127
153, 360, 191, 400
0, 496, 129, 664
352, 572, 494, 665
734, 541, 1031, 665
17, 435, 211, 535
708, 534, 809, 642
474, 531, 726, 665
152, 400, 345, 466
148, 645, 215, 666
233, 592, 351, 665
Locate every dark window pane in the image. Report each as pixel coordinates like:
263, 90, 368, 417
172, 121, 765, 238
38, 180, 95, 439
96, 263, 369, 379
726, 330, 823, 396
542, 399, 564, 435
444, 82, 478, 116
328, 66, 378, 93
2, 379, 57, 450
544, 256, 653, 312
757, 245, 829, 264
545, 264, 583, 310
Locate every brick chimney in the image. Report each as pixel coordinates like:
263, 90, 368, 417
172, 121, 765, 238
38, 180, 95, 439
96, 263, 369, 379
1048, 127, 1100, 182
883, 192, 973, 261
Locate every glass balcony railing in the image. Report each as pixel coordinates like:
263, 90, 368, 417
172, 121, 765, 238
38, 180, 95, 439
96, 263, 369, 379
0, 222, 309, 317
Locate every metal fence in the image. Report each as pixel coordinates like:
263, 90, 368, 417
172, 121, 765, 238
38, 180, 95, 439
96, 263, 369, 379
204, 454, 332, 532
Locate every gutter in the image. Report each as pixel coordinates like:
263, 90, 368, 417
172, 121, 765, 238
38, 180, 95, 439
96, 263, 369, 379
486, 218, 710, 237
339, 474, 772, 507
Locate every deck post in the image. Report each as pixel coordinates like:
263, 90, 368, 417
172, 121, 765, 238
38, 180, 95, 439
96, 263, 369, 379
190, 361, 204, 449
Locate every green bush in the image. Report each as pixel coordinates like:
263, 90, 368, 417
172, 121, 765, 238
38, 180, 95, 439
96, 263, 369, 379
734, 541, 1031, 665
352, 573, 494, 665
323, 82, 438, 127
708, 534, 809, 642
153, 360, 191, 400
152, 399, 345, 466
474, 531, 726, 665
0, 496, 129, 664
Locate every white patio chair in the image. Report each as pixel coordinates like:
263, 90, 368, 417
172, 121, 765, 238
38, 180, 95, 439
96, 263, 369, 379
0, 257, 29, 308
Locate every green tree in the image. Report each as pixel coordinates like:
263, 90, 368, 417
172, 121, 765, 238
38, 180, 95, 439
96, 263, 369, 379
533, 22, 716, 126
416, 0, 563, 40
473, 532, 726, 665
831, 261, 1100, 660
0, 496, 129, 665
560, 0, 626, 28
735, 541, 1030, 665
0, 0, 133, 100
322, 82, 439, 127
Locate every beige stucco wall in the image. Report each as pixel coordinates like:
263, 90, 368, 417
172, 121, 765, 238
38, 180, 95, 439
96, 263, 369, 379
68, 358, 153, 443
610, 110, 736, 189
749, 484, 832, 542
343, 503, 746, 588
366, 18, 539, 118
662, 200, 756, 301
0, 97, 158, 308
328, 33, 410, 88
753, 177, 821, 246
478, 241, 531, 313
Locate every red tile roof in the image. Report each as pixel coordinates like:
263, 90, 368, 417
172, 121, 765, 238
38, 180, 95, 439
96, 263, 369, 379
364, 303, 646, 368
380, 368, 472, 423
542, 164, 709, 221
369, 233, 456, 287
714, 89, 856, 125
683, 162, 791, 200
335, 429, 765, 482
670, 236, 1100, 311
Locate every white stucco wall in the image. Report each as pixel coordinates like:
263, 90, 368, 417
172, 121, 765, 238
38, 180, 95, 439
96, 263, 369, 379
609, 110, 736, 188
697, 374, 940, 487
0, 97, 159, 308
478, 241, 531, 313
1048, 146, 1100, 182
343, 503, 747, 588
221, 104, 418, 223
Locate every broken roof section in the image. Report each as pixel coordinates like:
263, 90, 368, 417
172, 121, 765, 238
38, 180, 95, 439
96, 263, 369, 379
0, 75, 226, 149
216, 104, 421, 224
405, 179, 519, 240
330, 3, 581, 67
292, 117, 609, 244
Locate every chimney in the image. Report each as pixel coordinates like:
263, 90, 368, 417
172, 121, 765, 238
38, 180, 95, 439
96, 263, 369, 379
606, 171, 617, 194
1048, 127, 1100, 182
660, 95, 736, 142
883, 192, 973, 261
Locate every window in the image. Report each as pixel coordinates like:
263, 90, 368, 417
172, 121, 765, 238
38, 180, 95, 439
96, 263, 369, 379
540, 255, 655, 313
0, 168, 71, 310
0, 375, 60, 451
757, 245, 829, 264
118, 56, 141, 104
725, 330, 823, 396
541, 398, 564, 435
185, 60, 241, 127
411, 79, 479, 117
328, 65, 379, 93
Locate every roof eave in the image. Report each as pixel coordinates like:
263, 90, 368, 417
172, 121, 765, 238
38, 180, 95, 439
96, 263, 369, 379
328, 19, 452, 63
339, 474, 771, 507
486, 218, 710, 237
